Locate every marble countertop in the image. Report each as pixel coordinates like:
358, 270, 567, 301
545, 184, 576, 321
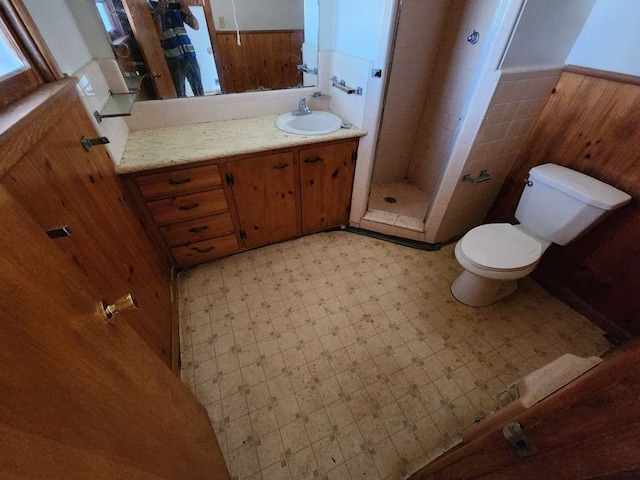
117, 114, 367, 174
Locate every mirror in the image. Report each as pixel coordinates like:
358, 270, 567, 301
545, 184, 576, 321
94, 0, 318, 100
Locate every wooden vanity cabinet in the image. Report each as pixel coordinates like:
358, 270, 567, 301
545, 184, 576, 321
299, 140, 358, 235
126, 164, 241, 266
123, 137, 360, 267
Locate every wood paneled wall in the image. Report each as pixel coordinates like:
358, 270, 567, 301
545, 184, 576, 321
215, 30, 303, 93
486, 67, 640, 341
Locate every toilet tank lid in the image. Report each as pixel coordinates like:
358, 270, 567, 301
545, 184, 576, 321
529, 164, 631, 210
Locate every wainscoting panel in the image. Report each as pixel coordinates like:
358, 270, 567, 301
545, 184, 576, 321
486, 67, 640, 340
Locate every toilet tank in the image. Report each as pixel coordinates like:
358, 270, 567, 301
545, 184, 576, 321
515, 164, 631, 245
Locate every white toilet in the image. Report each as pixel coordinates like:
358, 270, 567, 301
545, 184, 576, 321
451, 163, 631, 307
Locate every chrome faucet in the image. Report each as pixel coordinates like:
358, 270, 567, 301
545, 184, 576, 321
292, 97, 312, 116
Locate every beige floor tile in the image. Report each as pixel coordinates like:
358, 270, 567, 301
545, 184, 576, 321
346, 451, 380, 480
280, 418, 311, 456
287, 445, 319, 480
179, 231, 611, 479
313, 434, 345, 473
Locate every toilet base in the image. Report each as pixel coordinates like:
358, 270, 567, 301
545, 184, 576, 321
451, 270, 518, 307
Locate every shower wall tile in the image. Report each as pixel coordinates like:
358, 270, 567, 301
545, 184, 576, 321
407, 0, 499, 194
371, 0, 448, 185
431, 67, 562, 243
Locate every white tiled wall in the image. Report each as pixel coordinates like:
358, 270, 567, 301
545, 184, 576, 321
429, 67, 562, 243
371, 0, 448, 185
74, 60, 130, 166
407, 0, 499, 195
125, 86, 321, 131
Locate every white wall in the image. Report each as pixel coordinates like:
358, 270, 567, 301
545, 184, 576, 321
566, 0, 640, 76
211, 0, 303, 31
23, 0, 92, 75
502, 0, 596, 69
319, 0, 385, 61
65, 0, 114, 60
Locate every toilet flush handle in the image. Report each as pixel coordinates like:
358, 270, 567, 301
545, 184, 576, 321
524, 176, 533, 187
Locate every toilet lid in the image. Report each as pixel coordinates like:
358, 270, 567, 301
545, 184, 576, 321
460, 224, 542, 270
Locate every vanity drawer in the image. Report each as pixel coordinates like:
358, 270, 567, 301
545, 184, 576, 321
159, 213, 235, 247
135, 165, 222, 199
147, 190, 228, 225
171, 234, 239, 265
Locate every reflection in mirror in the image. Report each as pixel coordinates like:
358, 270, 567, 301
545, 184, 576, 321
93, 0, 318, 100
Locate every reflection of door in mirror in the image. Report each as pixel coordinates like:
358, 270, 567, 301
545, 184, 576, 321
94, 0, 315, 99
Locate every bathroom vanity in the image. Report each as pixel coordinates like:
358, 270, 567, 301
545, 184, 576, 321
118, 115, 366, 267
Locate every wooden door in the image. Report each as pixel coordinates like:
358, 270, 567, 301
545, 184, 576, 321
1, 95, 174, 368
121, 0, 177, 98
411, 343, 640, 479
300, 140, 358, 235
226, 152, 299, 248
0, 185, 228, 479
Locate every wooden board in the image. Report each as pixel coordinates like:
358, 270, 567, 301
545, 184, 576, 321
485, 70, 640, 340
1, 95, 174, 367
0, 184, 228, 479
147, 188, 228, 225
226, 152, 299, 248
300, 141, 358, 234
411, 342, 640, 479
215, 30, 303, 93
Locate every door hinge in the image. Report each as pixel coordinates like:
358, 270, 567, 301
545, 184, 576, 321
81, 136, 110, 152
239, 230, 247, 240
351, 150, 358, 163
503, 422, 538, 458
225, 173, 235, 186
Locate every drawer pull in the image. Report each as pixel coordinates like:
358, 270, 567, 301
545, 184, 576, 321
168, 177, 192, 185
188, 225, 209, 233
272, 163, 290, 169
303, 156, 323, 164
178, 202, 200, 211
193, 246, 214, 253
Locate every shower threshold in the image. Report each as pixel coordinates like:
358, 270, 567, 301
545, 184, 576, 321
362, 209, 425, 232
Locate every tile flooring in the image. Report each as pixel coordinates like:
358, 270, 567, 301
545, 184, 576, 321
178, 231, 611, 480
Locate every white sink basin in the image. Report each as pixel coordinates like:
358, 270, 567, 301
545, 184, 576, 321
275, 111, 343, 135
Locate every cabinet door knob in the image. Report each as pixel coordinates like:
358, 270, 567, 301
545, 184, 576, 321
168, 177, 192, 185
188, 225, 209, 233
193, 246, 214, 253
178, 202, 200, 211
272, 163, 290, 169
303, 156, 323, 164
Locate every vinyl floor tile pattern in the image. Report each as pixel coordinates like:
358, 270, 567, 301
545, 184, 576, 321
178, 231, 611, 480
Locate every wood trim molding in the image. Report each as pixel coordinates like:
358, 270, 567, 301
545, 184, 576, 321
0, 77, 77, 177
564, 65, 640, 86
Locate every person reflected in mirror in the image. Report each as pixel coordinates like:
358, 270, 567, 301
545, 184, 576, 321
150, 0, 204, 97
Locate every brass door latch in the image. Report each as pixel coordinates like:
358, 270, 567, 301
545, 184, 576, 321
99, 293, 139, 324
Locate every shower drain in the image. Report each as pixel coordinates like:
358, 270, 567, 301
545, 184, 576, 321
384, 196, 397, 203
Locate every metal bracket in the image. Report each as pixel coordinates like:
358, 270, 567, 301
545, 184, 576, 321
46, 225, 72, 239
81, 136, 110, 152
503, 422, 538, 458
462, 169, 492, 184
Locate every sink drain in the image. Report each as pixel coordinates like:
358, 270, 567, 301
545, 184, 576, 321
384, 196, 397, 204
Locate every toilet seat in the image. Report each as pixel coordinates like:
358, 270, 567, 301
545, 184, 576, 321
459, 223, 542, 272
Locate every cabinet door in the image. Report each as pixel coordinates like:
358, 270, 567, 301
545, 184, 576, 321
226, 152, 298, 248
300, 141, 358, 235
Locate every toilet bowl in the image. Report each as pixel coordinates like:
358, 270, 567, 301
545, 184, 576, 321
450, 163, 631, 307
451, 223, 545, 307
